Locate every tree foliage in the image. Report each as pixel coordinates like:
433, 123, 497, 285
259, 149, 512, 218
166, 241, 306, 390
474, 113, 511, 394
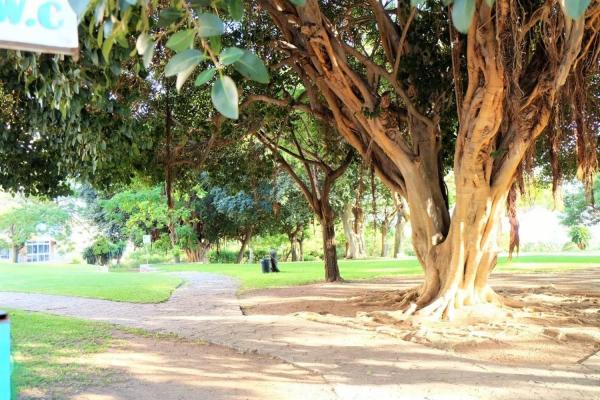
0, 199, 71, 261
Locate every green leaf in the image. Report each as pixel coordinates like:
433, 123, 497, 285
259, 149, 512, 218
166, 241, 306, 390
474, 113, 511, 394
452, 0, 476, 34
102, 38, 114, 61
410, 0, 426, 7
485, 0, 495, 7
136, 33, 152, 55
158, 7, 183, 27
94, 0, 106, 25
176, 66, 196, 93
211, 76, 239, 119
143, 41, 156, 69
189, 0, 211, 8
290, 0, 306, 6
227, 0, 244, 20
166, 30, 196, 53
195, 68, 216, 86
68, 0, 91, 22
233, 50, 270, 84
564, 0, 591, 19
164, 49, 204, 77
220, 47, 244, 65
197, 13, 225, 37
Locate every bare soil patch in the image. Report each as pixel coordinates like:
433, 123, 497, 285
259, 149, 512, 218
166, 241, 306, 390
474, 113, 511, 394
240, 269, 600, 367
70, 331, 336, 400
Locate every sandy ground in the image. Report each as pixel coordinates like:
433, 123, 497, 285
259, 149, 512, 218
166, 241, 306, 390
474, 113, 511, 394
240, 269, 600, 367
69, 332, 337, 400
3, 270, 600, 399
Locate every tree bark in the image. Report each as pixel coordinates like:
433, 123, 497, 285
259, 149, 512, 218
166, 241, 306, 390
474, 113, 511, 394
12, 245, 20, 263
320, 205, 341, 282
341, 203, 365, 259
393, 213, 405, 258
288, 231, 300, 261
380, 223, 388, 257
393, 195, 407, 258
298, 234, 305, 261
185, 241, 210, 263
236, 229, 253, 264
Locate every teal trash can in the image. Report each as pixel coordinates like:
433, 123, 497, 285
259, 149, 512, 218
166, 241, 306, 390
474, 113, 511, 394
0, 311, 9, 400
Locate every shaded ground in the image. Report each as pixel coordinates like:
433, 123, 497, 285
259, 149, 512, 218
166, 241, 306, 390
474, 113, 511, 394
70, 332, 336, 400
241, 269, 600, 366
3, 270, 600, 399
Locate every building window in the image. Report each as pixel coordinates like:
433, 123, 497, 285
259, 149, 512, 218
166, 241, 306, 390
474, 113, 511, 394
0, 248, 9, 260
26, 241, 51, 263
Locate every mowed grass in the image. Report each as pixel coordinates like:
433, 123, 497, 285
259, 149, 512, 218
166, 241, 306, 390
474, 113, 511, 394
0, 263, 182, 303
9, 310, 114, 399
157, 254, 600, 291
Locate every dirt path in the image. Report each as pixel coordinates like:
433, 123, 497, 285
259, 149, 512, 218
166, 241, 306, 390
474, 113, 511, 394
2, 271, 600, 399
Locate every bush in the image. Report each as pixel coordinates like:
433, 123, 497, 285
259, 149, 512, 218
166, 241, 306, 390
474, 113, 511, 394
208, 249, 238, 264
83, 237, 125, 266
569, 225, 591, 250
125, 247, 172, 266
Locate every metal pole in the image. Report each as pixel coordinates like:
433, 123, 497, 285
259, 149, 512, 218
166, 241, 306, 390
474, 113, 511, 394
0, 311, 10, 400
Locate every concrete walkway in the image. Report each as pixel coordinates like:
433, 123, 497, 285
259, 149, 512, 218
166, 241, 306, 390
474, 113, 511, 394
1, 272, 599, 400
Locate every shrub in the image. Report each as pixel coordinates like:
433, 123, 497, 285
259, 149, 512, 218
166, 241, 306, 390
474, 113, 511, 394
569, 225, 591, 250
83, 237, 125, 265
208, 249, 238, 264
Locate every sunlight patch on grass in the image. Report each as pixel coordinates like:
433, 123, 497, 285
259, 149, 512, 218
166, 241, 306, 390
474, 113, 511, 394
9, 310, 114, 399
158, 254, 600, 291
0, 263, 182, 303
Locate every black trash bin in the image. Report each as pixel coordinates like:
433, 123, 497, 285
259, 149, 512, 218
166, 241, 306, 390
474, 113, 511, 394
261, 257, 270, 273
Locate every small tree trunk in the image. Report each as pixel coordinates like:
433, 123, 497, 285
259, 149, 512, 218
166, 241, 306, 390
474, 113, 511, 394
380, 223, 388, 257
12, 245, 19, 263
320, 205, 341, 282
393, 213, 405, 258
299, 237, 304, 261
341, 204, 358, 259
289, 232, 299, 261
236, 230, 252, 264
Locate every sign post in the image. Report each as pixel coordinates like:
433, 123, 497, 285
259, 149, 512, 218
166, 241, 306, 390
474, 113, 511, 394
0, 0, 80, 58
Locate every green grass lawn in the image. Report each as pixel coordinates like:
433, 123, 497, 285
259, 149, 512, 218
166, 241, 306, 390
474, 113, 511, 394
0, 263, 182, 303
157, 254, 600, 291
9, 310, 114, 399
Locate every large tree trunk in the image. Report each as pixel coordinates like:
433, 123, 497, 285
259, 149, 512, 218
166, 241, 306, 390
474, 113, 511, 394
320, 204, 341, 282
408, 180, 508, 320
341, 204, 365, 259
185, 241, 210, 263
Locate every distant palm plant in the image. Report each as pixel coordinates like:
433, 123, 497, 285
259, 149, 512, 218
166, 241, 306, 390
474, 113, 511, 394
569, 226, 591, 250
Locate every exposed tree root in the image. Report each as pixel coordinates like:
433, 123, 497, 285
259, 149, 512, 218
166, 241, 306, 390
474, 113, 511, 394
354, 285, 525, 322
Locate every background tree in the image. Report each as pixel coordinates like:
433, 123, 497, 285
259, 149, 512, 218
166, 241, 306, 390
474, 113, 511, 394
256, 112, 353, 281
271, 173, 314, 261
0, 199, 71, 263
561, 175, 600, 227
